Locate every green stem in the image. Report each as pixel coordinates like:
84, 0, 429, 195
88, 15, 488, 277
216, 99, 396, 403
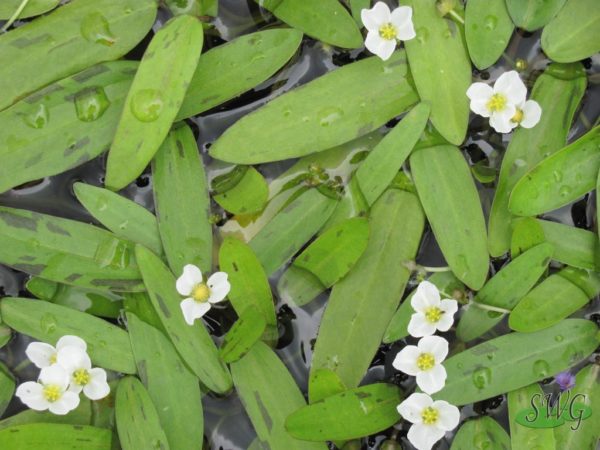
448, 9, 465, 25
1, 0, 31, 33
471, 301, 511, 314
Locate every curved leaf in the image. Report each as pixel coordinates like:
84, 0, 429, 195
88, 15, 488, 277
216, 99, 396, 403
0, 0, 60, 19
213, 167, 269, 215
450, 417, 510, 450
505, 0, 567, 31
508, 383, 556, 450
0, 362, 15, 417
219, 308, 267, 363
534, 219, 598, 270
0, 424, 112, 450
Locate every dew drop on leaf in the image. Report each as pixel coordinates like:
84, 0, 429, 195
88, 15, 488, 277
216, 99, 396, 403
130, 89, 164, 123
80, 12, 117, 46
23, 103, 49, 129
74, 87, 111, 122
472, 366, 492, 389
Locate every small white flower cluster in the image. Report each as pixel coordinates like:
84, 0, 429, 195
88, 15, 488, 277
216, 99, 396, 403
16, 335, 110, 415
467, 70, 542, 133
361, 2, 416, 61
393, 281, 461, 450
176, 264, 231, 325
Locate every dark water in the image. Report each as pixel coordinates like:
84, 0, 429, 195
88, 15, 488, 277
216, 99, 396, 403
0, 1, 599, 449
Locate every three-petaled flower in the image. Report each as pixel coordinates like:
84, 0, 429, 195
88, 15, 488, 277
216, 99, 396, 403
393, 335, 448, 394
361, 2, 416, 61
176, 264, 231, 325
57, 346, 110, 400
15, 365, 80, 415
25, 335, 86, 369
407, 281, 458, 337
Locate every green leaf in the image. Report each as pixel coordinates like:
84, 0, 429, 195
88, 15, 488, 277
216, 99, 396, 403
0, 325, 11, 349
403, 0, 471, 145
122, 292, 166, 334
560, 266, 600, 298
277, 265, 326, 307
214, 167, 269, 215
554, 363, 600, 449
410, 145, 489, 290
230, 342, 327, 450
505, 0, 567, 31
0, 206, 143, 292
434, 319, 600, 405
488, 63, 587, 256
308, 368, 347, 405
0, 0, 157, 111
508, 383, 557, 450
0, 424, 112, 449
257, 0, 362, 48
219, 308, 267, 363
0, 398, 92, 430
310, 189, 424, 396
456, 243, 553, 342
0, 297, 136, 373
509, 126, 600, 216
209, 52, 418, 164
134, 244, 232, 393
0, 61, 136, 193
74, 183, 162, 256
165, 0, 217, 16
153, 125, 212, 275
285, 383, 402, 441
0, 362, 14, 417
116, 377, 170, 450
249, 188, 338, 275
465, 0, 514, 69
349, 0, 370, 24
355, 102, 430, 206
450, 416, 511, 450
533, 219, 598, 270
511, 217, 545, 257
105, 15, 204, 190
127, 313, 203, 450
542, 0, 600, 62
0, 0, 60, 19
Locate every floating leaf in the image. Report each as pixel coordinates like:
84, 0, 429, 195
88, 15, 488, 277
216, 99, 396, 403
349, 0, 370, 24
0, 397, 92, 430
0, 297, 136, 373
0, 423, 112, 449
219, 308, 267, 363
277, 265, 326, 307
0, 0, 61, 19
505, 0, 567, 31
0, 362, 14, 417
410, 145, 489, 290
308, 368, 347, 406
450, 416, 511, 450
511, 217, 545, 257
434, 319, 600, 405
105, 15, 204, 190
0, 325, 11, 349
508, 383, 556, 450
209, 52, 418, 164
123, 292, 166, 334
213, 167, 269, 215
0, 0, 157, 111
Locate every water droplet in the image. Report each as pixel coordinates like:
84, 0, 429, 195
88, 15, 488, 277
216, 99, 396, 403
473, 431, 492, 450
96, 198, 108, 212
40, 313, 57, 334
283, 108, 292, 117
318, 107, 344, 127
555, 334, 564, 342
80, 12, 116, 46
130, 89, 164, 122
484, 15, 498, 31
559, 185, 572, 197
416, 27, 429, 44
118, 220, 129, 230
23, 104, 49, 129
472, 366, 492, 389
251, 52, 266, 62
533, 359, 550, 377
74, 87, 111, 122
94, 238, 131, 269
552, 170, 563, 182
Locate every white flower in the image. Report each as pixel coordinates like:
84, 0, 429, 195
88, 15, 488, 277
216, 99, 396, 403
393, 336, 449, 394
407, 281, 458, 337
511, 99, 542, 129
466, 70, 527, 133
397, 393, 460, 450
25, 335, 87, 369
56, 345, 110, 400
176, 264, 231, 325
361, 2, 416, 61
15, 365, 80, 415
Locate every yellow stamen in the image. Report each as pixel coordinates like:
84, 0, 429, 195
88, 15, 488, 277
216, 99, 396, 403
425, 307, 443, 323
422, 406, 439, 425
43, 385, 62, 402
416, 353, 436, 371
379, 23, 397, 40
49, 353, 57, 364
73, 369, 91, 386
192, 283, 210, 303
511, 108, 524, 124
487, 93, 507, 112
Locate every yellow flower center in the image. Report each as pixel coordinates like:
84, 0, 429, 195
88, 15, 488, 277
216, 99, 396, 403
192, 283, 210, 303
487, 93, 507, 112
422, 406, 439, 425
73, 369, 91, 386
43, 385, 62, 402
416, 352, 436, 371
49, 353, 57, 364
379, 23, 397, 40
425, 307, 443, 323
511, 108, 524, 124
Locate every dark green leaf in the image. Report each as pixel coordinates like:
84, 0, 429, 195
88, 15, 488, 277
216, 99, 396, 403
214, 167, 269, 215
505, 0, 567, 31
219, 308, 267, 363
450, 417, 510, 450
0, 424, 112, 449
0, 0, 60, 19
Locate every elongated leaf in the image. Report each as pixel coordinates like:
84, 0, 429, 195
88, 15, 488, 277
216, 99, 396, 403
258, 0, 362, 48
321, 173, 369, 231
465, 0, 514, 69
209, 52, 418, 163
0, 61, 136, 193
534, 219, 598, 270
0, 206, 143, 292
134, 245, 232, 393
1, 297, 136, 373
105, 15, 204, 190
214, 167, 269, 215
219, 308, 267, 363
277, 265, 326, 307
511, 217, 545, 257
0, 0, 157, 111
411, 145, 489, 290
153, 125, 212, 275
123, 292, 165, 334
116, 377, 170, 450
0, 325, 11, 349
310, 189, 424, 396
456, 243, 553, 342
249, 188, 338, 275
505, 0, 567, 31
403, 0, 471, 145
0, 397, 92, 430
0, 424, 112, 449
355, 102, 430, 206
542, 0, 600, 62
127, 313, 203, 450
450, 417, 510, 450
488, 63, 587, 256
349, 0, 369, 24
231, 342, 327, 450
434, 319, 600, 405
508, 383, 556, 450
0, 362, 14, 417
0, 0, 60, 19
286, 383, 402, 441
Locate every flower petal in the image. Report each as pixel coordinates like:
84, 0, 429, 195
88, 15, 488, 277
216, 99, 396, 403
180, 298, 199, 325
362, 1, 391, 30
391, 5, 413, 28
378, 39, 397, 61
411, 281, 441, 312
418, 335, 449, 362
392, 345, 421, 376
39, 365, 69, 389
520, 100, 542, 128
407, 423, 445, 450
25, 342, 56, 369
494, 70, 527, 105
176, 264, 203, 296
49, 391, 80, 415
489, 105, 517, 134
416, 364, 447, 395
84, 368, 110, 400
433, 400, 461, 431
397, 392, 433, 424
16, 381, 48, 411
407, 313, 437, 338
57, 346, 91, 374
466, 82, 493, 101
396, 19, 416, 41
207, 272, 231, 303
56, 335, 87, 352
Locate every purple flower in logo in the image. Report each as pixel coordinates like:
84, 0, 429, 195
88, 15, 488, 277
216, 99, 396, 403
554, 371, 576, 391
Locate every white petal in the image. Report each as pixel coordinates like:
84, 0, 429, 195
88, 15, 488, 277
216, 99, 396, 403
418, 336, 449, 362
83, 368, 110, 400
176, 264, 203, 296
391, 6, 412, 29
470, 99, 492, 118
433, 400, 461, 431
411, 281, 441, 312
397, 393, 433, 424
407, 423, 445, 450
49, 391, 80, 415
396, 19, 416, 41
16, 382, 48, 411
25, 342, 56, 369
436, 300, 459, 332
494, 70, 527, 105
362, 1, 391, 30
207, 272, 231, 303
377, 39, 397, 61
56, 335, 87, 352
392, 346, 421, 376
407, 313, 437, 337
416, 364, 447, 395
180, 298, 211, 325
364, 30, 385, 57
56, 346, 91, 373
520, 100, 542, 128
39, 365, 69, 389
68, 382, 84, 394
489, 105, 517, 134
466, 82, 493, 102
